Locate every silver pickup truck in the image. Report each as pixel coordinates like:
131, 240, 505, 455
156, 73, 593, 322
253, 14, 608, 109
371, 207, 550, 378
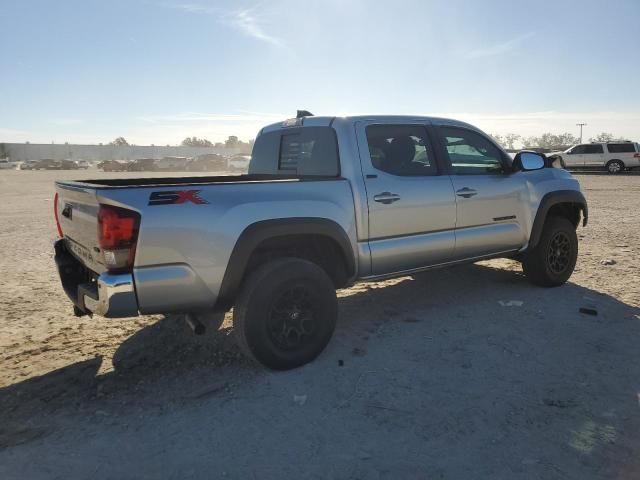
54, 114, 587, 369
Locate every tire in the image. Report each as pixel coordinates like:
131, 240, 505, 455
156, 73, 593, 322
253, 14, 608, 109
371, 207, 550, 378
606, 159, 624, 174
233, 258, 337, 370
522, 216, 578, 287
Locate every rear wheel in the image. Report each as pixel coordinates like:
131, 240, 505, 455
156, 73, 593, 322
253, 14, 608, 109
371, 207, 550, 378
606, 160, 624, 174
233, 258, 337, 370
522, 216, 578, 287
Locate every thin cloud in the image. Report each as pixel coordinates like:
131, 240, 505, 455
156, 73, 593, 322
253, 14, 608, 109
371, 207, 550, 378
50, 118, 84, 126
224, 8, 285, 47
465, 32, 534, 58
137, 111, 287, 123
168, 2, 286, 48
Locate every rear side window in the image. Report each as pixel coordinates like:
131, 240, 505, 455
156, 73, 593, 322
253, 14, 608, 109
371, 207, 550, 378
607, 143, 635, 153
250, 127, 339, 176
584, 144, 604, 154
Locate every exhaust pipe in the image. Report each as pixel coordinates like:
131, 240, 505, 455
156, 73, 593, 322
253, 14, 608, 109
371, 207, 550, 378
185, 313, 206, 335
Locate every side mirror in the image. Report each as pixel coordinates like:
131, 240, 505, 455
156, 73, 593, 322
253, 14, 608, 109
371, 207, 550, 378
513, 151, 545, 172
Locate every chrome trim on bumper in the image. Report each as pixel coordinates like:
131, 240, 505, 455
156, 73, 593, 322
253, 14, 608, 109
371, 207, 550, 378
84, 273, 139, 318
54, 239, 139, 318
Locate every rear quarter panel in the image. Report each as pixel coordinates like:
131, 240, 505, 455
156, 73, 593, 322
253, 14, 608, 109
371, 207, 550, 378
96, 179, 358, 312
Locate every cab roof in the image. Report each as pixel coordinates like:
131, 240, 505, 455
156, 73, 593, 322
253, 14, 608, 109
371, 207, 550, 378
259, 115, 481, 135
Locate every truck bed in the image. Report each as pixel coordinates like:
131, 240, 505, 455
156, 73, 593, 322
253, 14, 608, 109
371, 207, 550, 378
56, 174, 339, 189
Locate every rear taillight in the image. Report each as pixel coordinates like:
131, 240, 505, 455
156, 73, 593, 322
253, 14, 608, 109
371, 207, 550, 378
634, 153, 640, 158
54, 192, 63, 238
97, 204, 140, 272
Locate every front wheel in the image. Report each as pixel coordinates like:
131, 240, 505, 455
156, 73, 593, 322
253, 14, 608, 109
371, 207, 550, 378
522, 216, 578, 287
607, 160, 624, 174
233, 258, 338, 370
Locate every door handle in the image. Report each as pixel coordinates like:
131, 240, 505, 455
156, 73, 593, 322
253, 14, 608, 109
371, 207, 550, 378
456, 188, 477, 198
373, 192, 401, 204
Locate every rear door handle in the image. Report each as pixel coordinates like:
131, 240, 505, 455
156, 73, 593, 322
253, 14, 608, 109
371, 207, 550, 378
456, 188, 477, 198
373, 192, 401, 204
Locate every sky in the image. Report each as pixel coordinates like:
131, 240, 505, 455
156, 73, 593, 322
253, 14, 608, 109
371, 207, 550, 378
1, 0, 639, 145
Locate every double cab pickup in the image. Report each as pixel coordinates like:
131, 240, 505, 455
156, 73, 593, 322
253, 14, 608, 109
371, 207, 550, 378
54, 114, 587, 369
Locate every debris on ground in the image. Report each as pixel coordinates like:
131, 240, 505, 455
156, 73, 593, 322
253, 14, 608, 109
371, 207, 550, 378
600, 258, 617, 265
543, 398, 578, 408
293, 394, 307, 406
498, 300, 524, 307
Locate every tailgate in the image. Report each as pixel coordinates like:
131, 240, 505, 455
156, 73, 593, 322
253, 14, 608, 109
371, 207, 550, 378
55, 182, 105, 274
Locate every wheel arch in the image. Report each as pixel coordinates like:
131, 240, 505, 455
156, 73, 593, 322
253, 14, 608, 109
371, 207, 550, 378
528, 190, 588, 250
606, 158, 625, 168
216, 218, 356, 309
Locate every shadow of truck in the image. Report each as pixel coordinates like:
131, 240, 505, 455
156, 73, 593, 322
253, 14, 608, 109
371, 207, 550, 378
1, 263, 639, 478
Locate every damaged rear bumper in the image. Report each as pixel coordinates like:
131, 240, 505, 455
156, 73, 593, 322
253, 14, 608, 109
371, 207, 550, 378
54, 239, 138, 318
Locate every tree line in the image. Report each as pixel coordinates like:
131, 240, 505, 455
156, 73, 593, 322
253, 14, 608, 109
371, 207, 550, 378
489, 132, 626, 150
107, 136, 254, 153
107, 130, 627, 153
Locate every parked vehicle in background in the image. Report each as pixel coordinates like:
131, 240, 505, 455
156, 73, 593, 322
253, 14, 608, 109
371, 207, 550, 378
0, 158, 17, 169
20, 159, 79, 170
19, 160, 40, 170
53, 113, 587, 370
548, 141, 640, 174
155, 156, 189, 171
127, 158, 156, 172
186, 153, 227, 172
74, 160, 90, 170
228, 154, 251, 172
59, 159, 80, 170
98, 160, 128, 172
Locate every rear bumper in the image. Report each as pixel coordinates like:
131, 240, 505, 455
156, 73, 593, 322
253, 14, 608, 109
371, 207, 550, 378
54, 239, 139, 318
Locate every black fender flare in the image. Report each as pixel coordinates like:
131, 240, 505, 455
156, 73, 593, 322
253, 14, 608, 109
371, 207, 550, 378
216, 218, 355, 308
528, 190, 588, 250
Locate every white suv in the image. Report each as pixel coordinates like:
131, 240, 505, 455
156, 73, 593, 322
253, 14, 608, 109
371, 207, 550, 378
550, 141, 640, 174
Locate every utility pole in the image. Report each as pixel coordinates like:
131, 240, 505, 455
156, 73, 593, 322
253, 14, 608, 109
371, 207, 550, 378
576, 122, 587, 143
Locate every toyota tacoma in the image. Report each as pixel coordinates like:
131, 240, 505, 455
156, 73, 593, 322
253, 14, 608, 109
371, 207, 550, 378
53, 114, 587, 369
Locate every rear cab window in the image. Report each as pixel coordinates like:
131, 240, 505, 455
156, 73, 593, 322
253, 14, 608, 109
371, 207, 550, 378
250, 127, 339, 176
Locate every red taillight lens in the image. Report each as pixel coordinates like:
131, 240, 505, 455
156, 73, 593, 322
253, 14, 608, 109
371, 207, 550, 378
634, 153, 640, 158
97, 204, 140, 272
54, 192, 63, 238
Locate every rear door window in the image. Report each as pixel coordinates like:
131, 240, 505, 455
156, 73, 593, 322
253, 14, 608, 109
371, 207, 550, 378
365, 124, 438, 176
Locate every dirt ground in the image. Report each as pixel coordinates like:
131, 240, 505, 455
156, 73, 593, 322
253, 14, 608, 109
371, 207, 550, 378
0, 169, 639, 479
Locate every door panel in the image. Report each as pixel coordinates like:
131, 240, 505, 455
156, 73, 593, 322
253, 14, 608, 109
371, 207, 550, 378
356, 122, 457, 276
583, 145, 605, 166
564, 152, 584, 167
449, 175, 527, 258
564, 145, 590, 167
437, 126, 528, 259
